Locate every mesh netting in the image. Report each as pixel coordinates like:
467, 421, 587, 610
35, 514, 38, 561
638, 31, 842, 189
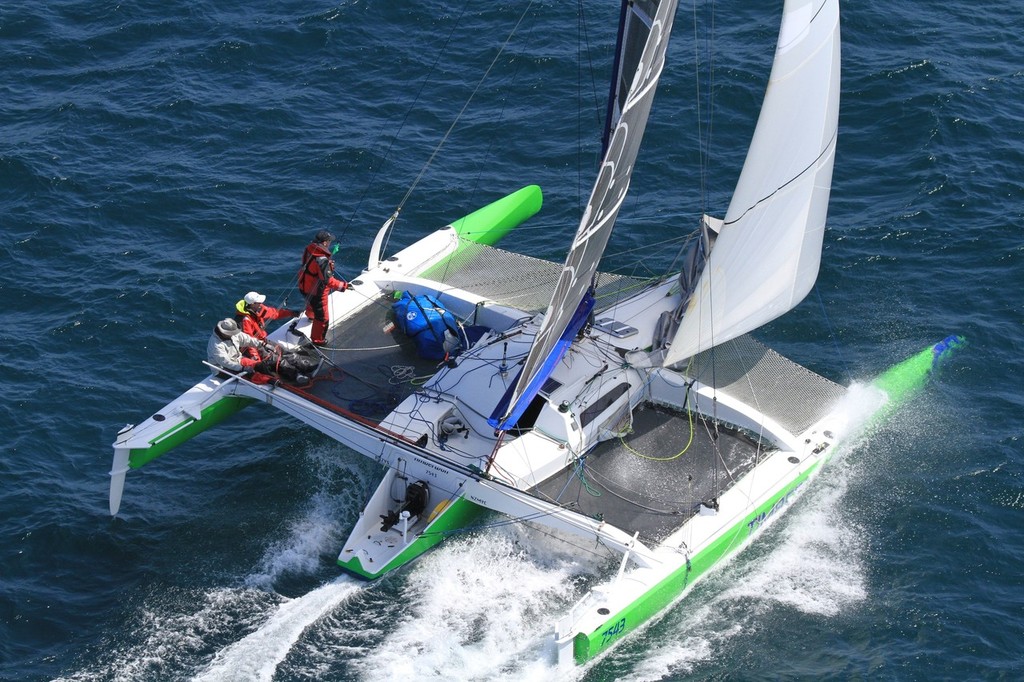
686, 334, 847, 435
429, 240, 650, 313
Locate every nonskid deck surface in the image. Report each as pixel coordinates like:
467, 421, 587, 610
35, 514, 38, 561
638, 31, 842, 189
282, 244, 653, 424
530, 404, 763, 544
293, 294, 441, 423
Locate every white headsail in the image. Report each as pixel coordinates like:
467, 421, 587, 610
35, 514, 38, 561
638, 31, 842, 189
663, 0, 841, 367
489, 0, 681, 431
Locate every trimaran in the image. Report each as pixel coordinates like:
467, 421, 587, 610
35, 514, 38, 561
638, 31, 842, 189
110, 0, 963, 667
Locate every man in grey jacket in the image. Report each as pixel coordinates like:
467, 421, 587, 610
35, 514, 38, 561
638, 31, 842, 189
207, 318, 314, 386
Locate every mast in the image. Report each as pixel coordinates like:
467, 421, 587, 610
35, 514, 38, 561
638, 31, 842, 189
489, 0, 681, 431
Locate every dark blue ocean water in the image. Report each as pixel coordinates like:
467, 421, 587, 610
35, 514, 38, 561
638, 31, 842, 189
2, 1, 1021, 680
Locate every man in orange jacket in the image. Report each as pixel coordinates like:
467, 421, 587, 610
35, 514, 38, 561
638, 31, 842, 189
235, 291, 299, 339
298, 230, 348, 345
234, 291, 300, 361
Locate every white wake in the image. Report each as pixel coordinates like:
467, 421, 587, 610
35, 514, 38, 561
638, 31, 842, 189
193, 577, 363, 682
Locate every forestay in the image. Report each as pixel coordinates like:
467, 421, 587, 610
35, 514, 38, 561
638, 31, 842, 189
490, 0, 681, 430
663, 0, 841, 367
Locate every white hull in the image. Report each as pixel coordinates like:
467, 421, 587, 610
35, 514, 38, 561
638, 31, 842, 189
112, 213, 897, 665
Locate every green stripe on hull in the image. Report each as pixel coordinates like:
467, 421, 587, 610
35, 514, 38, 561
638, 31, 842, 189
870, 334, 965, 421
417, 185, 543, 283
337, 496, 485, 580
573, 461, 822, 664
449, 185, 542, 246
128, 396, 254, 469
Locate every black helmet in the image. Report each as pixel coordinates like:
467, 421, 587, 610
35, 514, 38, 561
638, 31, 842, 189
314, 230, 335, 244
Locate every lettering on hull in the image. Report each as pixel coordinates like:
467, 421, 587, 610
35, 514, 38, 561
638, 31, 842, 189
600, 617, 627, 648
746, 482, 804, 534
412, 456, 452, 479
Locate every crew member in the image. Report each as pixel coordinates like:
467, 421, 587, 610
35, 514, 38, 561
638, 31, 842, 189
234, 291, 300, 347
298, 230, 348, 345
207, 318, 311, 386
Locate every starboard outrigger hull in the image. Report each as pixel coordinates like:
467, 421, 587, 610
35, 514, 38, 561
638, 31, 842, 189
258, 303, 963, 664
560, 335, 965, 665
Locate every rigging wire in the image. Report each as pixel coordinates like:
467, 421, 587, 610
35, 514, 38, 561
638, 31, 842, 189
274, 0, 479, 313
391, 2, 538, 225
577, 0, 604, 214
322, 2, 540, 281
694, 0, 716, 223
352, 1, 474, 260
679, 1, 726, 503
815, 285, 853, 384
434, 8, 539, 286
572, 457, 603, 498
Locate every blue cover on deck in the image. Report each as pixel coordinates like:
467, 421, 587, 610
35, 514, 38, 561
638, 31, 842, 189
393, 292, 460, 360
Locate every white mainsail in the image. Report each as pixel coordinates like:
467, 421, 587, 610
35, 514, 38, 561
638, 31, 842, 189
663, 0, 841, 368
490, 0, 680, 430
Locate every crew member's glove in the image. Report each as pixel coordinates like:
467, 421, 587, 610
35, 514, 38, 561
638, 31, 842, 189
240, 356, 259, 368
338, 280, 349, 292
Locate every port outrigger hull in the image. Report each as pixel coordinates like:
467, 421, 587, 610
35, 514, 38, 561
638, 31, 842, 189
109, 186, 542, 516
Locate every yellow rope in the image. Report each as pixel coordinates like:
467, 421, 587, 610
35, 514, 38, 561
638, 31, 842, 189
618, 405, 695, 461
620, 355, 697, 462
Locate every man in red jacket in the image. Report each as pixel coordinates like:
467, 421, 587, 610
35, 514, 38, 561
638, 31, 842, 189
235, 291, 299, 341
298, 230, 348, 345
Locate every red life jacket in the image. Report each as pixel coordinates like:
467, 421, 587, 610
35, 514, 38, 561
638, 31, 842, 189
235, 300, 294, 340
235, 310, 268, 339
298, 242, 333, 296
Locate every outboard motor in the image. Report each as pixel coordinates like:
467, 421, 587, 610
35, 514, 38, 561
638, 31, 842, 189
380, 480, 430, 532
